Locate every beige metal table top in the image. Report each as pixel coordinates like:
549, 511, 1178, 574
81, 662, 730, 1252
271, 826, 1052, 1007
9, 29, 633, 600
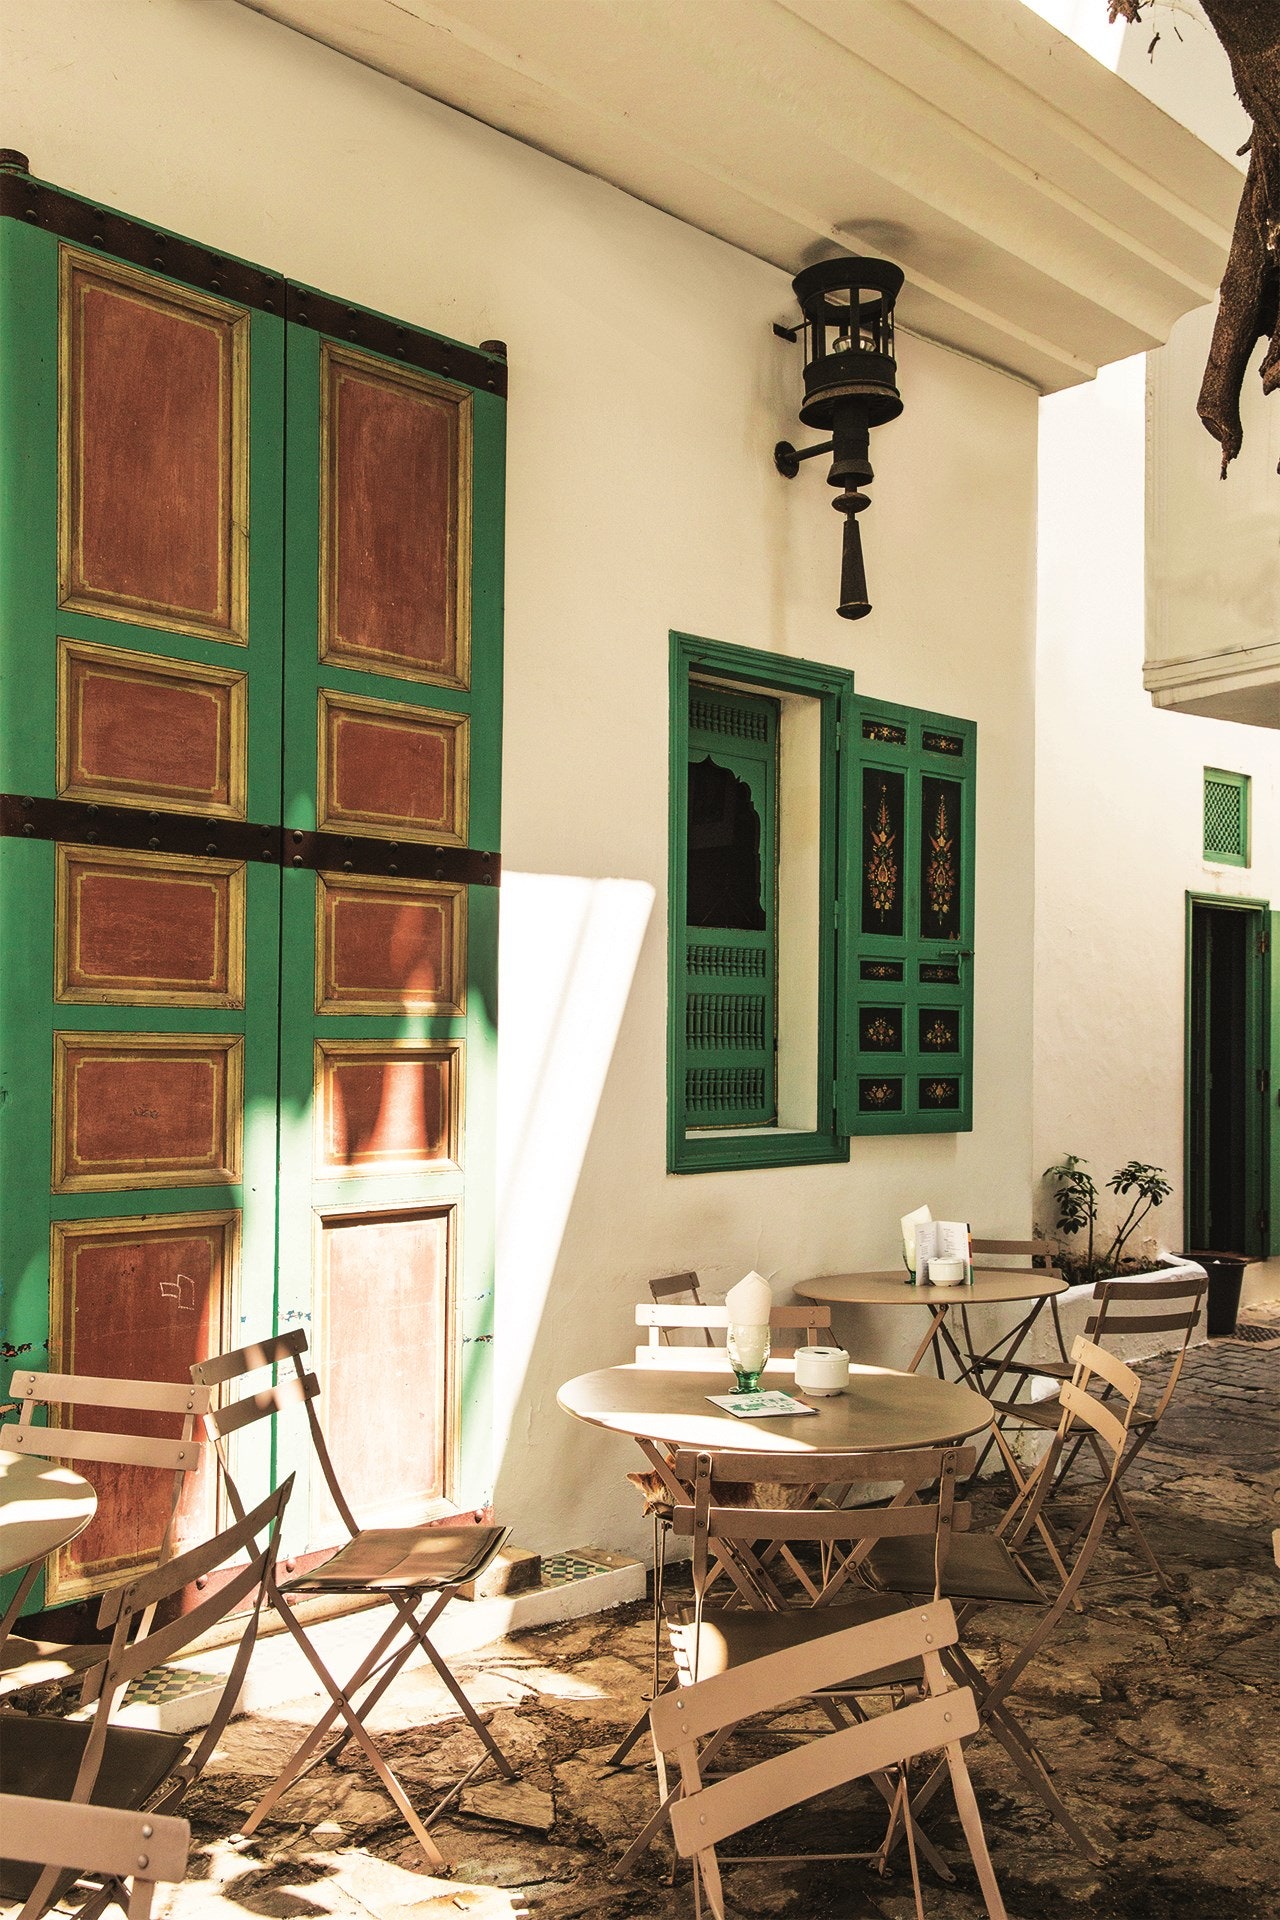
796, 1270, 1067, 1307
0, 1448, 97, 1579
557, 1358, 992, 1453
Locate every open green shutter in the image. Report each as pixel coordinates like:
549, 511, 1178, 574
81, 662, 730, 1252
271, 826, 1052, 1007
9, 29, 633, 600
837, 699, 975, 1135
677, 684, 778, 1129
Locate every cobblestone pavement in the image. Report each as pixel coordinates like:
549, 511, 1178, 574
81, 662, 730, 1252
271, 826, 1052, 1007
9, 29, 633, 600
151, 1325, 1278, 1920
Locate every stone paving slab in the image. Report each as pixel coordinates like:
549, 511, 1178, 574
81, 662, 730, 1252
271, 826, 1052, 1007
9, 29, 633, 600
9, 1323, 1278, 1920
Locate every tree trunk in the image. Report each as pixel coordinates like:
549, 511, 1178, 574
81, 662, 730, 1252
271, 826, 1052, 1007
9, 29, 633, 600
1111, 0, 1280, 472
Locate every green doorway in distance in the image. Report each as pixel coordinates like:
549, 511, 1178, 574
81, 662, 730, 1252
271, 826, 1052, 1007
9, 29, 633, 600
1185, 895, 1272, 1259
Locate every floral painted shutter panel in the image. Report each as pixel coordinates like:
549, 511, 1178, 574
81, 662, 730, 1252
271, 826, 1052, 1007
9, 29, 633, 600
837, 699, 975, 1136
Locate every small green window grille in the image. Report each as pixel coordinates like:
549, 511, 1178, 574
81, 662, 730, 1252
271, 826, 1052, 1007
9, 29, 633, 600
1203, 769, 1250, 867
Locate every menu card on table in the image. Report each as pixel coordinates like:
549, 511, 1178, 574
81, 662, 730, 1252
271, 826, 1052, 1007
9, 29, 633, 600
706, 1390, 818, 1418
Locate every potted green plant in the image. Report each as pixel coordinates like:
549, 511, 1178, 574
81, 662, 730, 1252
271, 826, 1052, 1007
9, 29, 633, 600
1040, 1154, 1174, 1287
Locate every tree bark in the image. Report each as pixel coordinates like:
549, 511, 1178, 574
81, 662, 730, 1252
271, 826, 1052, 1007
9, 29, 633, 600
1111, 0, 1280, 472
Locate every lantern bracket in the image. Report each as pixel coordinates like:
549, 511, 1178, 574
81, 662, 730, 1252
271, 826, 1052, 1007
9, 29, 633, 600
774, 438, 833, 478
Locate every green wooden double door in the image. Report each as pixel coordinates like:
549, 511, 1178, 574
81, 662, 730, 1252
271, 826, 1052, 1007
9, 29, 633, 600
0, 165, 505, 1607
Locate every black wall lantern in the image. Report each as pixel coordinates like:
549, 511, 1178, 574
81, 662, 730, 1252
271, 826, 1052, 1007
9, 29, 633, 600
775, 256, 904, 621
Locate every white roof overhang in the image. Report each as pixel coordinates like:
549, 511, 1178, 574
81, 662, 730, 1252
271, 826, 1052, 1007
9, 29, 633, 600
238, 0, 1242, 392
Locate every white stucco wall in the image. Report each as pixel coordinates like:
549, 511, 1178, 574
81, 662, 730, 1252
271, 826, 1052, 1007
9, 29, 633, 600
3, 0, 1039, 1554
1033, 6, 1280, 1258
1036, 354, 1280, 1241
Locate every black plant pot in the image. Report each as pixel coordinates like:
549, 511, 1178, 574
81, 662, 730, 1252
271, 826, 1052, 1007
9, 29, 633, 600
1178, 1251, 1252, 1338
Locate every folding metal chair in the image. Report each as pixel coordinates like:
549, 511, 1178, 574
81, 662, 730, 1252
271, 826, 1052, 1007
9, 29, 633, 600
613, 1298, 835, 1768
614, 1443, 975, 1879
864, 1337, 1143, 1864
650, 1600, 1008, 1920
0, 1795, 189, 1920
0, 1370, 211, 1698
0, 1481, 290, 1920
192, 1328, 513, 1869
988, 1271, 1205, 1587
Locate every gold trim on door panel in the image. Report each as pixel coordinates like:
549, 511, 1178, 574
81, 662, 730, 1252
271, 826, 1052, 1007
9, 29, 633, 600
316, 686, 468, 846
319, 341, 472, 691
55, 844, 247, 1008
58, 247, 249, 644
312, 1038, 464, 1179
52, 1030, 244, 1193
313, 870, 467, 1017
56, 636, 248, 819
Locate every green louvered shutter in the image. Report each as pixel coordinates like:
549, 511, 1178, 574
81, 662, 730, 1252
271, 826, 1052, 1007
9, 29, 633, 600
837, 699, 975, 1135
1203, 768, 1250, 866
677, 684, 778, 1129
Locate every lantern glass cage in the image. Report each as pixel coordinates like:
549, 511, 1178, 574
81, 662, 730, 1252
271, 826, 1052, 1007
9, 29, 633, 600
804, 285, 895, 364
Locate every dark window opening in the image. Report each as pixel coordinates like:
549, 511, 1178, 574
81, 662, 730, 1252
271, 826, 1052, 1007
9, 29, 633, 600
686, 756, 765, 930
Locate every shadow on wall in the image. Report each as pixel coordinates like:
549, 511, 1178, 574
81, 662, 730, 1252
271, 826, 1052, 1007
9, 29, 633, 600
492, 871, 655, 1505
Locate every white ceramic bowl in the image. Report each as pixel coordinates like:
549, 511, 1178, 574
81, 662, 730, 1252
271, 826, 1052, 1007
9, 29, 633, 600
929, 1258, 967, 1288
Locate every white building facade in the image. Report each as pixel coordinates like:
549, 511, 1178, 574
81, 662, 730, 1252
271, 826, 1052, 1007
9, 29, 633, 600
1, 0, 1276, 1563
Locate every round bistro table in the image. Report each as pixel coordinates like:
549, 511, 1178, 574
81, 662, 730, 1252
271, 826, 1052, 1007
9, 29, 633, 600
0, 1447, 97, 1579
557, 1356, 992, 1467
795, 1269, 1068, 1393
561, 1357, 994, 1773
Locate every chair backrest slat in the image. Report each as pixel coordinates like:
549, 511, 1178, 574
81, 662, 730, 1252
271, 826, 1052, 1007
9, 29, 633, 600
1086, 1308, 1201, 1336
203, 1370, 319, 1439
6, 1372, 211, 1416
636, 1301, 833, 1360
0, 1427, 201, 1472
652, 1599, 959, 1748
636, 1304, 831, 1331
1059, 1379, 1131, 1458
671, 1500, 972, 1544
647, 1272, 703, 1305
670, 1445, 972, 1487
191, 1327, 308, 1387
0, 1795, 189, 1886
970, 1238, 1056, 1260
669, 1683, 977, 1854
1094, 1275, 1206, 1303
634, 1345, 736, 1369
1070, 1335, 1143, 1408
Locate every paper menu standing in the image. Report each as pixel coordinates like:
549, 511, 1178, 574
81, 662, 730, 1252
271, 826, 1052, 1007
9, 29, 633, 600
901, 1205, 933, 1275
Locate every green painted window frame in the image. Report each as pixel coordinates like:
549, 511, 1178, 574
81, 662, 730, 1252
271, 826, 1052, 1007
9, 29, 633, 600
1203, 767, 1251, 867
837, 698, 976, 1136
668, 633, 850, 1173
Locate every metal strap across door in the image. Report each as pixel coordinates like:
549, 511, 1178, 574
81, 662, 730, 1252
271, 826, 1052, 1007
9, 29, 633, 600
0, 159, 505, 1608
